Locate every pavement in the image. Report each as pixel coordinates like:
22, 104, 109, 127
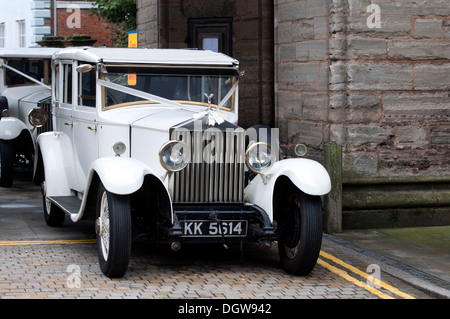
331, 226, 450, 299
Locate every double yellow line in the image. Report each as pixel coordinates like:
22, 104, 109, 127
318, 250, 415, 299
0, 239, 96, 246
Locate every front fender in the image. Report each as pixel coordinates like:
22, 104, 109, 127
71, 158, 173, 223
244, 158, 331, 221
37, 132, 73, 197
0, 117, 29, 140
88, 157, 163, 195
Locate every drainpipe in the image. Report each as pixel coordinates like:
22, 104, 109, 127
53, 0, 57, 35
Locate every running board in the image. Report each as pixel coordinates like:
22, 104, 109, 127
47, 196, 82, 215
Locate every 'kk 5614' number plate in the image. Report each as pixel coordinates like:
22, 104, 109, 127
181, 220, 248, 237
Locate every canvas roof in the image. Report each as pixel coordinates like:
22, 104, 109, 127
0, 47, 60, 59
53, 47, 239, 67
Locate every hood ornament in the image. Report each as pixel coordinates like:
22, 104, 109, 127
193, 93, 225, 126
205, 93, 214, 111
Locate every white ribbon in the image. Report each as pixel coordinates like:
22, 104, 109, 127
98, 78, 238, 126
193, 108, 225, 126
98, 79, 185, 109
218, 80, 238, 108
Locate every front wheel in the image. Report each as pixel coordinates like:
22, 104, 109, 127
277, 190, 323, 275
41, 181, 66, 227
95, 183, 131, 278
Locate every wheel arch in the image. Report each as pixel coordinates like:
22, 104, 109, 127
80, 170, 173, 226
244, 158, 330, 222
80, 171, 101, 221
130, 174, 173, 226
272, 175, 298, 223
33, 142, 44, 185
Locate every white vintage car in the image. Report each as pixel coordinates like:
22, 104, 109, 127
0, 48, 59, 187
34, 47, 331, 278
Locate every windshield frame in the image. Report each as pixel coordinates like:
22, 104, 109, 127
100, 64, 239, 112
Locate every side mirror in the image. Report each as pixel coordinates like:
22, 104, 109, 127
76, 64, 95, 73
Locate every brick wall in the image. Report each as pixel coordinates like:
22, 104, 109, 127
51, 1, 114, 47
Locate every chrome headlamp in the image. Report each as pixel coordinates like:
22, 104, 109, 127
28, 107, 49, 128
113, 142, 127, 156
245, 142, 276, 174
159, 140, 190, 172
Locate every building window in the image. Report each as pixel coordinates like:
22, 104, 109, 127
188, 18, 233, 56
16, 20, 26, 47
0, 23, 5, 48
200, 34, 221, 52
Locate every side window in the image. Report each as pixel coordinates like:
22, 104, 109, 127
62, 63, 72, 104
78, 68, 96, 107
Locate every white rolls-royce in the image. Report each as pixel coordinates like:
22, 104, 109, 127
34, 47, 331, 278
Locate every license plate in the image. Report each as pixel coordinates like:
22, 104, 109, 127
181, 220, 248, 237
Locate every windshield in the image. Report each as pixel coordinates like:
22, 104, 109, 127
102, 66, 238, 111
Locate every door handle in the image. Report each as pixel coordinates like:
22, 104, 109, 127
64, 122, 73, 126
87, 126, 97, 132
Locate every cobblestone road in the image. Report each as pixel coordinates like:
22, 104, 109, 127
0, 239, 433, 299
0, 173, 436, 301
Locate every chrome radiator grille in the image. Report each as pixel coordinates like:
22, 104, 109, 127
37, 97, 52, 134
171, 129, 245, 203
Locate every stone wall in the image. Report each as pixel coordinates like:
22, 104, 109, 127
136, 0, 159, 48
275, 0, 330, 161
275, 0, 450, 180
331, 0, 450, 179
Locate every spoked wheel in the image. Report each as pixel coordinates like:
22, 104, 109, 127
277, 189, 323, 275
0, 139, 14, 188
95, 183, 131, 278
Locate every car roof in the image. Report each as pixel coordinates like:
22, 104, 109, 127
0, 48, 60, 59
53, 47, 239, 67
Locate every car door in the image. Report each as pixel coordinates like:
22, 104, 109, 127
53, 60, 83, 192
71, 61, 99, 191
